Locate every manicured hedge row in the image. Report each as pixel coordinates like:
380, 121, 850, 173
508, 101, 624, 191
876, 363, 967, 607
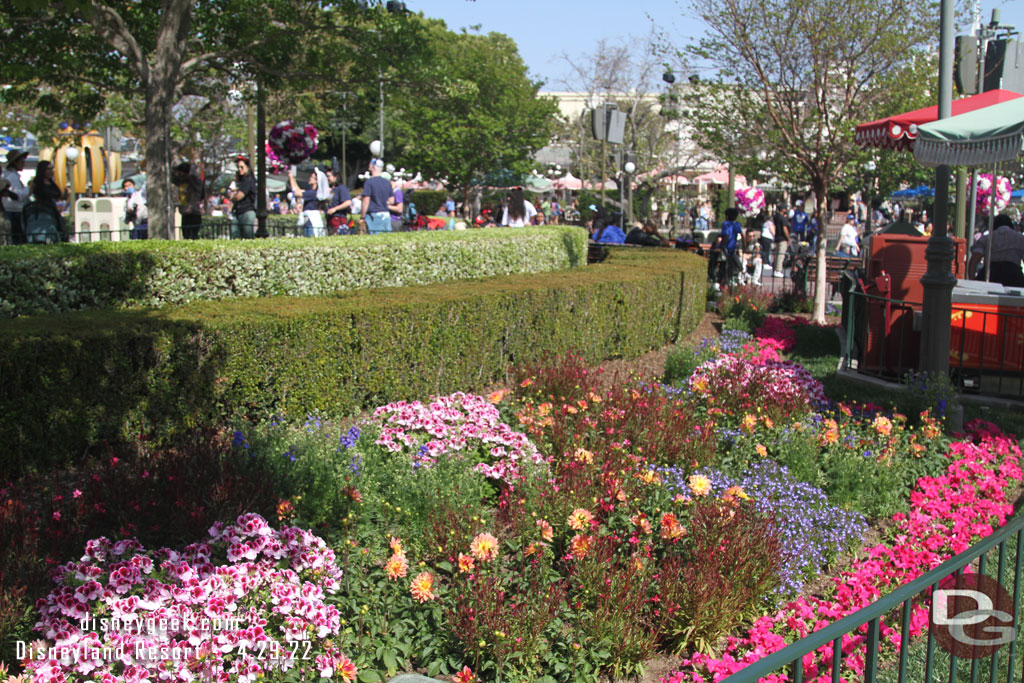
0, 247, 706, 476
0, 226, 587, 318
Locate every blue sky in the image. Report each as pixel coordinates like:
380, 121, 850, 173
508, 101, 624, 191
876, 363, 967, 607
408, 0, 1024, 91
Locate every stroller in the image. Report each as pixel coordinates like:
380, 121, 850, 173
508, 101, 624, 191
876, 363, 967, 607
785, 241, 814, 293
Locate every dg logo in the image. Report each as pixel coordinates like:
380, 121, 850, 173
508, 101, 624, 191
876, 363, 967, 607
932, 573, 1016, 659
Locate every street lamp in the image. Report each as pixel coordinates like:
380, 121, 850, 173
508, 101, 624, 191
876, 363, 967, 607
369, 139, 383, 158
863, 160, 877, 233
64, 145, 79, 238
623, 160, 636, 227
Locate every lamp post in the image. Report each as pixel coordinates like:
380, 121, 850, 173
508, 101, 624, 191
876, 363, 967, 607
64, 146, 79, 238
623, 161, 636, 227
863, 160, 876, 234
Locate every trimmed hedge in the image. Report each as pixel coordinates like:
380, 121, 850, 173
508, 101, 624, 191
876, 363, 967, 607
0, 247, 706, 476
0, 226, 587, 317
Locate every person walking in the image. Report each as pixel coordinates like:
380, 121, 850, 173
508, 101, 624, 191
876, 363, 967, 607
172, 162, 203, 239
325, 168, 352, 235
360, 158, 396, 234
2, 149, 30, 244
123, 178, 148, 240
229, 155, 256, 239
771, 204, 791, 275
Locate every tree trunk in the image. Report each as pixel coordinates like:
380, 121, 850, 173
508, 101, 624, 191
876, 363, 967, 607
811, 176, 829, 324
141, 0, 193, 239
144, 82, 175, 239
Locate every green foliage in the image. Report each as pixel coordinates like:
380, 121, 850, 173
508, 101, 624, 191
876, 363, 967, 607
0, 227, 587, 317
389, 22, 559, 204
658, 499, 783, 654
0, 248, 707, 475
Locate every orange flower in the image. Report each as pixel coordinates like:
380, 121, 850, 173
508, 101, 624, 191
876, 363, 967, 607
536, 519, 554, 542
470, 532, 499, 562
384, 553, 408, 580
660, 512, 686, 540
567, 508, 594, 531
276, 499, 295, 523
524, 543, 538, 556
873, 415, 893, 436
488, 389, 508, 404
457, 553, 475, 573
389, 536, 404, 556
333, 654, 358, 682
630, 513, 653, 535
410, 571, 436, 603
570, 534, 592, 559
755, 443, 768, 457
741, 413, 757, 433
454, 666, 475, 683
519, 378, 534, 388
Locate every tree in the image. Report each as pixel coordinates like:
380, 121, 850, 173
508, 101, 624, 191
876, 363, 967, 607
674, 0, 939, 322
556, 32, 693, 198
0, 0, 377, 238
389, 22, 558, 212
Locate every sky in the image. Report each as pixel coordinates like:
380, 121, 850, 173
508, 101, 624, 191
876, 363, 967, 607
408, 0, 1024, 92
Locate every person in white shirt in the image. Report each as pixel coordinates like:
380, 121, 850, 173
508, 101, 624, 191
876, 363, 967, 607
501, 187, 537, 227
2, 149, 31, 244
123, 178, 148, 240
838, 213, 860, 256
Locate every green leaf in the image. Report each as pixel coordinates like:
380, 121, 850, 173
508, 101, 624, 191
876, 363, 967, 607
358, 671, 383, 683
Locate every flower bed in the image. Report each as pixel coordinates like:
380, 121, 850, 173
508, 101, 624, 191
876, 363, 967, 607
3, 315, 1021, 683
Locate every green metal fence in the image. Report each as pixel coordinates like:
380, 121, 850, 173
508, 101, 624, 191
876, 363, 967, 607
722, 511, 1024, 682
842, 288, 1024, 400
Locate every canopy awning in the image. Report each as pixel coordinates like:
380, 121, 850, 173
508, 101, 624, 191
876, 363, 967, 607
691, 166, 747, 187
914, 96, 1024, 167
855, 89, 1023, 151
553, 171, 582, 190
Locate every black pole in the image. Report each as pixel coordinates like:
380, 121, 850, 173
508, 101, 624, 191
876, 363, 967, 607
919, 0, 956, 374
256, 78, 268, 238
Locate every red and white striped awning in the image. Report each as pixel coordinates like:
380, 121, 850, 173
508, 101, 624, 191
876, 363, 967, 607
855, 89, 1023, 151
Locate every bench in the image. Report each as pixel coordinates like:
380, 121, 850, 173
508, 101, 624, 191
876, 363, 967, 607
805, 254, 859, 298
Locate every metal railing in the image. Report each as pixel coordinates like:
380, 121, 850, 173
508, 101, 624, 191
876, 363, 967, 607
723, 512, 1024, 682
843, 288, 1024, 400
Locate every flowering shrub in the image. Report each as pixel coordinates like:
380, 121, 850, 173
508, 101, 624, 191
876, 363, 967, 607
688, 354, 826, 422
754, 316, 799, 352
658, 497, 783, 655
662, 462, 866, 596
716, 285, 774, 332
663, 422, 1023, 682
24, 514, 349, 683
372, 392, 544, 482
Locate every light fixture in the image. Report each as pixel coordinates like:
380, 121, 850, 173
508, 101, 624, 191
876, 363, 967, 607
624, 161, 636, 174
64, 146, 79, 162
369, 140, 382, 157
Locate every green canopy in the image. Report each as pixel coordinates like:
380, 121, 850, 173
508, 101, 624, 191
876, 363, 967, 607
473, 169, 552, 192
914, 97, 1024, 167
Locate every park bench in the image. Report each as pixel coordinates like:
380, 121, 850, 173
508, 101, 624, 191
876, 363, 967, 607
805, 254, 860, 298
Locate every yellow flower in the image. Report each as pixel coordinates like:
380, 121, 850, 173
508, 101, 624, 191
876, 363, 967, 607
470, 532, 499, 562
741, 413, 757, 433
389, 536, 404, 556
567, 508, 594, 531
410, 572, 436, 603
755, 443, 768, 457
572, 447, 594, 464
688, 474, 712, 497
